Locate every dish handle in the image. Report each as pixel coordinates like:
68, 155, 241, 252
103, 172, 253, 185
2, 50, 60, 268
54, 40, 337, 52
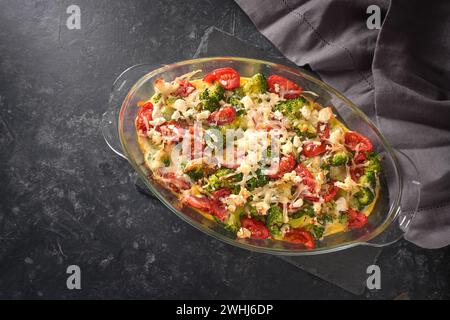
101, 63, 161, 160
361, 149, 421, 247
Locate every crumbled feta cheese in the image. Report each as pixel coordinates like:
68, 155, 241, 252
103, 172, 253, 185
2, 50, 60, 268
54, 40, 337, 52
237, 227, 252, 239
313, 202, 322, 214
281, 140, 293, 154
149, 117, 167, 127
241, 96, 254, 109
171, 110, 182, 121
292, 198, 304, 208
329, 128, 343, 145
335, 197, 348, 212
173, 99, 188, 113
318, 107, 333, 123
293, 136, 302, 148
274, 110, 283, 120
335, 175, 358, 191
196, 110, 210, 120
301, 106, 311, 120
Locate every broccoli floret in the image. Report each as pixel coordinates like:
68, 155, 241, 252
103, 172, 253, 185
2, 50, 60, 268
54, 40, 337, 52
200, 83, 225, 112
266, 204, 284, 236
305, 224, 325, 240
360, 170, 376, 188
330, 151, 349, 166
165, 95, 178, 105
151, 93, 161, 103
246, 169, 269, 191
358, 153, 381, 188
242, 73, 267, 95
161, 105, 176, 120
185, 167, 204, 181
291, 205, 315, 219
274, 97, 307, 119
294, 122, 317, 138
161, 154, 171, 167
205, 168, 242, 192
222, 206, 243, 233
366, 153, 381, 173
354, 187, 375, 209
229, 95, 246, 116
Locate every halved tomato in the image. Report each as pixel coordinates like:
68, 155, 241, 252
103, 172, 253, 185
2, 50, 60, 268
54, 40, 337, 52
294, 163, 316, 193
322, 182, 339, 202
183, 195, 228, 221
241, 217, 270, 239
268, 154, 296, 179
347, 208, 368, 229
135, 101, 154, 133
267, 75, 302, 99
203, 67, 241, 90
173, 80, 195, 97
211, 188, 231, 200
350, 152, 367, 181
302, 142, 327, 157
344, 131, 373, 152
284, 228, 315, 248
317, 122, 330, 140
162, 172, 191, 191
208, 106, 236, 125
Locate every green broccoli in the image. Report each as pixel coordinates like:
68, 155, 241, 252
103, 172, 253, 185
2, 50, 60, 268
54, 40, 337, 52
161, 105, 176, 120
242, 73, 267, 95
354, 187, 375, 209
330, 151, 349, 166
161, 154, 171, 167
228, 95, 246, 116
221, 206, 243, 233
274, 97, 307, 119
205, 168, 243, 192
246, 169, 269, 191
199, 83, 225, 112
305, 224, 325, 240
293, 121, 317, 138
185, 166, 204, 181
266, 204, 284, 236
358, 153, 381, 188
291, 204, 315, 219
151, 93, 161, 103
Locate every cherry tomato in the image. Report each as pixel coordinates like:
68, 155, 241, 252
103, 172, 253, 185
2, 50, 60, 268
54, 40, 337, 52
294, 163, 316, 193
203, 67, 241, 90
344, 131, 373, 152
302, 142, 327, 157
208, 106, 236, 125
317, 122, 330, 140
157, 121, 185, 142
135, 101, 154, 133
162, 172, 191, 191
241, 217, 270, 239
211, 188, 231, 200
322, 182, 339, 202
350, 153, 367, 181
268, 154, 296, 179
173, 80, 196, 97
267, 75, 302, 99
284, 228, 315, 248
183, 195, 226, 220
347, 208, 368, 229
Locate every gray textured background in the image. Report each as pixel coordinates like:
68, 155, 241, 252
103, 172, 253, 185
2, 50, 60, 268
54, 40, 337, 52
0, 0, 449, 299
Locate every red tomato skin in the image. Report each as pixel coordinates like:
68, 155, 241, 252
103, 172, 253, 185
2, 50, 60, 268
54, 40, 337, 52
208, 106, 237, 125
347, 208, 368, 229
302, 142, 327, 157
267, 75, 302, 99
268, 154, 296, 179
162, 172, 191, 191
344, 131, 373, 152
323, 183, 339, 202
184, 195, 228, 221
241, 217, 270, 239
317, 122, 330, 140
135, 102, 154, 133
211, 188, 231, 200
350, 152, 367, 181
284, 228, 315, 248
203, 67, 240, 90
294, 163, 316, 193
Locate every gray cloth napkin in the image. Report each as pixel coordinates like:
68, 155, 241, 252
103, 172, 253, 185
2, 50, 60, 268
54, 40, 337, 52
235, 0, 450, 249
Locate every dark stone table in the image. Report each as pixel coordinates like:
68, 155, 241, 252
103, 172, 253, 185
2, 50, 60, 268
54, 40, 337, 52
0, 0, 448, 299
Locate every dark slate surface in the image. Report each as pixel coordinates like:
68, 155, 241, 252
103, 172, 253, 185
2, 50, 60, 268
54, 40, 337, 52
0, 0, 448, 299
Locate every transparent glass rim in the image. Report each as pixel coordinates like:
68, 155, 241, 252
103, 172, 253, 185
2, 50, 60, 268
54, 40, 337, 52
117, 56, 403, 256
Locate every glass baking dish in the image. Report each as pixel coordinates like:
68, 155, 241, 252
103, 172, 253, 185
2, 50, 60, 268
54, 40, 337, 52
102, 57, 421, 255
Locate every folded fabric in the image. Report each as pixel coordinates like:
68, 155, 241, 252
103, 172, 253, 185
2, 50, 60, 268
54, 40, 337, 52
235, 0, 450, 248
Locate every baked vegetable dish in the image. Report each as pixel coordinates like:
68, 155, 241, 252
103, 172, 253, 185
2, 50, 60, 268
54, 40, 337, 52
135, 67, 381, 249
